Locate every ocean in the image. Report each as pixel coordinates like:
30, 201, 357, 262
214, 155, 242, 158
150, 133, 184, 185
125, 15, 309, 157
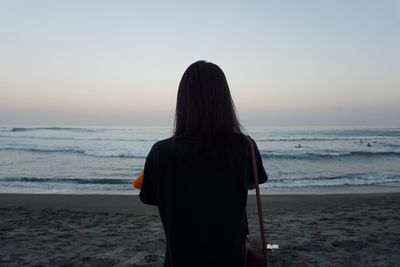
0, 126, 399, 194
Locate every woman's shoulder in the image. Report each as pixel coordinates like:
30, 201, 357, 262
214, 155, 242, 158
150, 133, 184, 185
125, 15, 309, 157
149, 136, 190, 155
151, 133, 247, 153
150, 136, 175, 152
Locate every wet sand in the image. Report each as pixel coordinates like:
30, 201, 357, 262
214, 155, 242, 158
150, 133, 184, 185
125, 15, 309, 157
1, 193, 399, 266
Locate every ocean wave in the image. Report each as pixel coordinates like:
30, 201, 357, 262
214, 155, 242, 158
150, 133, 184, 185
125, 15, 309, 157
1, 143, 399, 160
256, 137, 397, 142
0, 134, 159, 142
380, 143, 400, 148
1, 133, 398, 143
0, 145, 147, 158
3, 126, 399, 142
264, 174, 400, 188
0, 127, 12, 132
11, 127, 99, 132
261, 151, 400, 160
1, 174, 399, 190
0, 177, 132, 191
0, 177, 131, 184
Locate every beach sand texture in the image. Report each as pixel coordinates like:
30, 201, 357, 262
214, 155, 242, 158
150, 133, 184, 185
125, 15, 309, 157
1, 193, 399, 266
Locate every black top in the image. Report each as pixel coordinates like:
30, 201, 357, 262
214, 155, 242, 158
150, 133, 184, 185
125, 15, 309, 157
139, 135, 268, 267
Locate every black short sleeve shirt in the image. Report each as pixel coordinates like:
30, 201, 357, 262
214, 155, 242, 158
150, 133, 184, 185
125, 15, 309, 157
139, 136, 267, 267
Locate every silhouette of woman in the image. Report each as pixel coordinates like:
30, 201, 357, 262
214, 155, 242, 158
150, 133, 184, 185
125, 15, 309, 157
139, 61, 268, 267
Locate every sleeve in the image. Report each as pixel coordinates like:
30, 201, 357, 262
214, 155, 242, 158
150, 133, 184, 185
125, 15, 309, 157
249, 139, 268, 185
139, 146, 159, 206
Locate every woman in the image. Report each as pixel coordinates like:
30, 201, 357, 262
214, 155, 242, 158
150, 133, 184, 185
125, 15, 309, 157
139, 61, 268, 267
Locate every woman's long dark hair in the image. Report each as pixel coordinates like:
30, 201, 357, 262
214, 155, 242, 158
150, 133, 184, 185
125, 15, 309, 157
174, 61, 242, 139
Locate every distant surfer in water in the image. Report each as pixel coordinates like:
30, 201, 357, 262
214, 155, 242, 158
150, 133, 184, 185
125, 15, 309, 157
295, 144, 301, 148
367, 143, 372, 147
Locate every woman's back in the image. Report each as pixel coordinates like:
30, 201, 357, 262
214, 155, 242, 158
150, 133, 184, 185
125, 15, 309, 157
140, 135, 267, 267
139, 61, 267, 266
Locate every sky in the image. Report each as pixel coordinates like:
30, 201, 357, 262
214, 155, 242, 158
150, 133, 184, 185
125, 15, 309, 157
0, 0, 399, 126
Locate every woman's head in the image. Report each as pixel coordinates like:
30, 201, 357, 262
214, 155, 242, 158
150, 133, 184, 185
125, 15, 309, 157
174, 61, 241, 139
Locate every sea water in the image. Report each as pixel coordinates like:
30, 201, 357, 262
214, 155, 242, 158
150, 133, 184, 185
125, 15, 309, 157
0, 126, 399, 193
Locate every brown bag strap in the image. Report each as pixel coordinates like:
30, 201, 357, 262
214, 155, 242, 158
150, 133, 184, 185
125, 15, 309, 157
247, 136, 267, 252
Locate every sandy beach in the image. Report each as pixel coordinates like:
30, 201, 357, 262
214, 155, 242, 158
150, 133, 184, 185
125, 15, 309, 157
1, 193, 399, 266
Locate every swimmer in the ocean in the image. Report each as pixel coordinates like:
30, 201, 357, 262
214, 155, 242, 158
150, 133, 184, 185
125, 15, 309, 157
367, 143, 372, 147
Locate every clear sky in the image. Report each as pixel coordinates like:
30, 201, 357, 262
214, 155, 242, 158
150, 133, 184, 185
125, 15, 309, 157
1, 0, 399, 126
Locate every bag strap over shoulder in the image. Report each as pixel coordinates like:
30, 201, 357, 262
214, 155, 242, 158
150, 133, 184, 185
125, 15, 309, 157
246, 136, 267, 252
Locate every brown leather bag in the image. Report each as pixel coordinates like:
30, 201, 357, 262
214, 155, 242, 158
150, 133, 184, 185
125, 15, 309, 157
243, 136, 267, 267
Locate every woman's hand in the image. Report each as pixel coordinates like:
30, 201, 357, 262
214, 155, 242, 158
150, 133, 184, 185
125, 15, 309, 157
133, 170, 144, 189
